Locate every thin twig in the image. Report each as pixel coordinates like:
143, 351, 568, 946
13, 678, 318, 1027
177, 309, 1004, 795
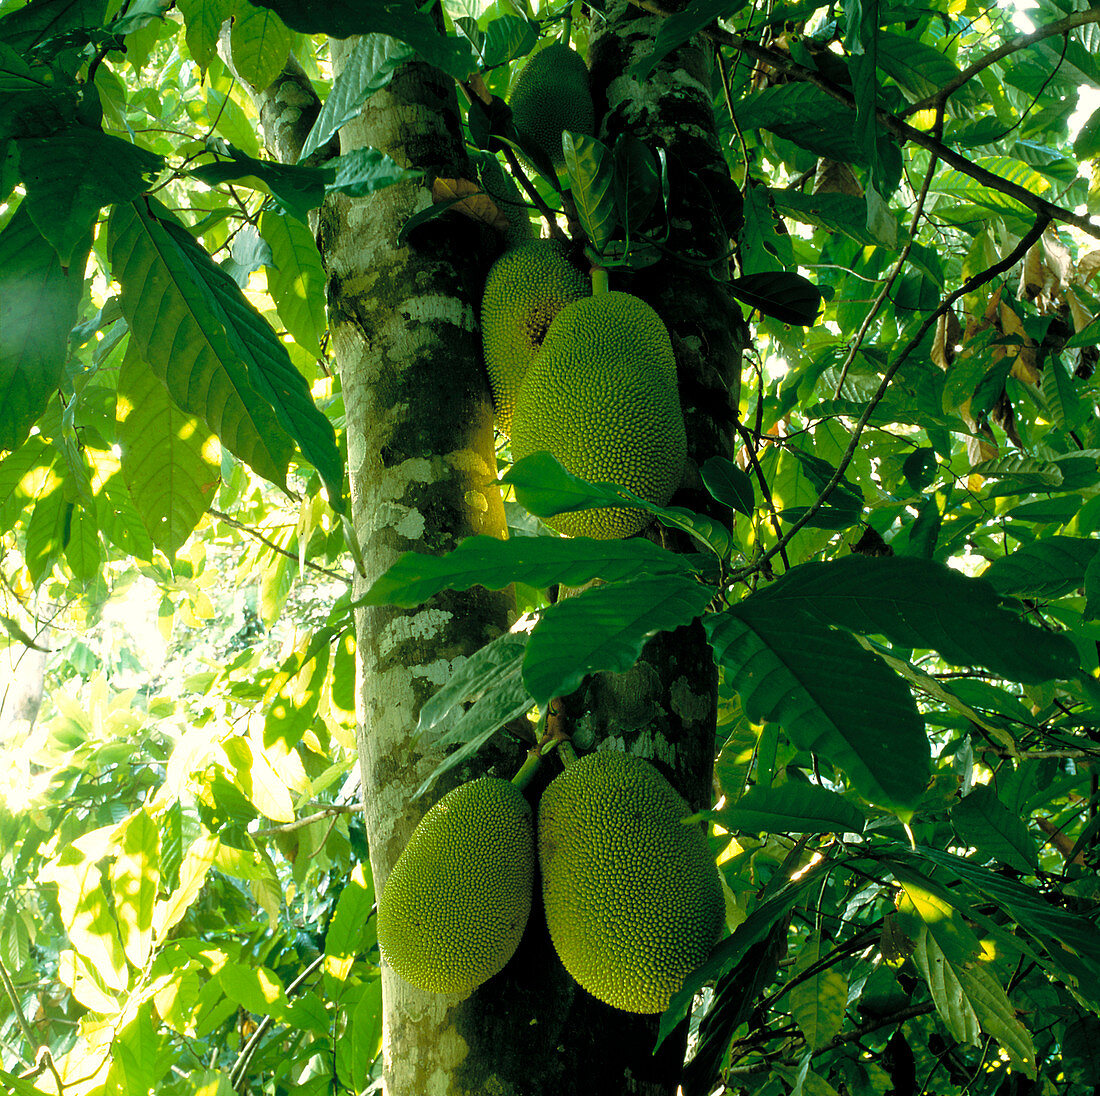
230, 953, 327, 1090
208, 508, 349, 582
736, 213, 1051, 579
731, 416, 790, 571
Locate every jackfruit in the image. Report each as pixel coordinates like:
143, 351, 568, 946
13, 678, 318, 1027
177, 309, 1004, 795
376, 776, 535, 995
481, 239, 589, 436
509, 291, 686, 539
509, 42, 595, 174
538, 750, 723, 1014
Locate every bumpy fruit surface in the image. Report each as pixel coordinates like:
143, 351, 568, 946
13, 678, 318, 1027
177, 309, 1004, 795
377, 777, 535, 995
509, 42, 595, 174
480, 240, 589, 436
510, 291, 686, 538
538, 750, 723, 1014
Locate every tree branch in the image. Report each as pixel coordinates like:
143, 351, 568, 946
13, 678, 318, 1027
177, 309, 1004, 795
252, 803, 361, 837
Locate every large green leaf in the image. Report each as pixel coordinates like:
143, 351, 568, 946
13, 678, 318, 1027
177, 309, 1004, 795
361, 533, 693, 608
705, 606, 929, 809
260, 209, 327, 358
982, 536, 1100, 600
230, 2, 292, 91
108, 198, 344, 509
523, 574, 715, 707
630, 0, 749, 79
176, 0, 239, 70
951, 783, 1038, 874
896, 872, 1036, 1075
0, 0, 107, 52
117, 351, 220, 556
563, 132, 617, 253
709, 782, 865, 835
298, 33, 414, 163
16, 127, 163, 266
502, 451, 734, 558
0, 203, 88, 452
790, 933, 848, 1049
748, 555, 1078, 682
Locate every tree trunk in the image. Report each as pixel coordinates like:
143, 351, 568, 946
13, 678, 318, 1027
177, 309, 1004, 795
243, 8, 744, 1090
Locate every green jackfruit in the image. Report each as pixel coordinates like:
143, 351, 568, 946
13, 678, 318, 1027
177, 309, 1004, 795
377, 777, 535, 995
538, 750, 723, 1014
509, 42, 595, 174
481, 240, 589, 436
510, 291, 686, 539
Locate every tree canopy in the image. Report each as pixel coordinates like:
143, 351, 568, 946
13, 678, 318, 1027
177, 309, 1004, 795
1, 0, 1100, 1092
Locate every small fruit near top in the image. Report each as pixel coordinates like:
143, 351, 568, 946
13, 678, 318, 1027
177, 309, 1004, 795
509, 42, 595, 175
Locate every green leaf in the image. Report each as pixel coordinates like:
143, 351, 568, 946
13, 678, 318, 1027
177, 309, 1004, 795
117, 351, 220, 556
563, 132, 617, 253
1041, 354, 1085, 432
189, 150, 328, 221
897, 873, 1036, 1075
247, 0, 475, 78
982, 536, 1100, 600
613, 133, 660, 233
324, 860, 375, 985
0, 203, 88, 451
729, 271, 822, 326
260, 209, 327, 358
736, 84, 885, 168
110, 809, 160, 970
700, 456, 754, 516
709, 781, 864, 835
770, 189, 886, 247
973, 454, 1064, 495
177, 0, 239, 70
361, 533, 692, 608
876, 32, 970, 103
502, 451, 734, 558
298, 33, 414, 162
0, 0, 107, 53
230, 2, 292, 91
109, 198, 345, 510
324, 146, 421, 198
523, 574, 715, 707
416, 629, 530, 737
790, 933, 848, 1049
952, 783, 1039, 874
748, 555, 1079, 683
16, 128, 163, 266
705, 606, 929, 809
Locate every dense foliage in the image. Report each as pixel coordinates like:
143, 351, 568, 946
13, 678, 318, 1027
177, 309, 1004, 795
1, 0, 1100, 1092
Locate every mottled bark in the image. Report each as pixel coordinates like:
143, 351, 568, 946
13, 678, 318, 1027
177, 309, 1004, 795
238, 10, 745, 1091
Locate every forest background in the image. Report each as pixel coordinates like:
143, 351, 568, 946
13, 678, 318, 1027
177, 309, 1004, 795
2, 0, 1100, 1092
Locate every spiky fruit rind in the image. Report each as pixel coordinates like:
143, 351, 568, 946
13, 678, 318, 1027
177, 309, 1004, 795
538, 750, 723, 1014
481, 240, 589, 436
509, 42, 595, 173
510, 291, 686, 539
377, 777, 535, 995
